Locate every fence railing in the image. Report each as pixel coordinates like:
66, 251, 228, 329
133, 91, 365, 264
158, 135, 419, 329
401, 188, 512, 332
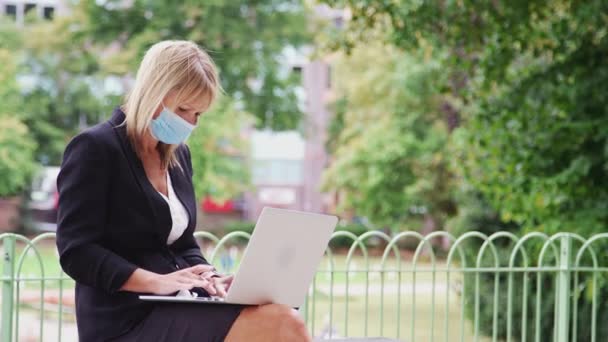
1, 231, 608, 341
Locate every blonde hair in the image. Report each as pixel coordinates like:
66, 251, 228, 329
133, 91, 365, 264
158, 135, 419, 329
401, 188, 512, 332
123, 40, 219, 169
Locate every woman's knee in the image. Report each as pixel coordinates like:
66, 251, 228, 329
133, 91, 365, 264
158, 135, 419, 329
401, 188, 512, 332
229, 304, 310, 341
263, 304, 310, 340
261, 303, 296, 316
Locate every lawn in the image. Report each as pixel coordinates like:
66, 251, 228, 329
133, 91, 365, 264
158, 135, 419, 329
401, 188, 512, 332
2, 240, 73, 291
303, 288, 491, 341
302, 255, 492, 341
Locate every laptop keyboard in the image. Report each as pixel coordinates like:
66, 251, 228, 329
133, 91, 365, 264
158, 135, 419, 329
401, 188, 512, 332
196, 296, 225, 302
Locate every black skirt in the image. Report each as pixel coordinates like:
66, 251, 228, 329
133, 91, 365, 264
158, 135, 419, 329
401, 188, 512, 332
111, 302, 245, 342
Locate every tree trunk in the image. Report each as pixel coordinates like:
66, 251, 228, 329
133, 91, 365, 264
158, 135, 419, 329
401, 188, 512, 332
0, 196, 22, 232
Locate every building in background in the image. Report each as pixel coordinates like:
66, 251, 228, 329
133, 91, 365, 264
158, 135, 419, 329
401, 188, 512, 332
300, 60, 332, 214
203, 4, 347, 224
0, 0, 67, 24
295, 5, 346, 215
241, 5, 346, 220
245, 130, 305, 220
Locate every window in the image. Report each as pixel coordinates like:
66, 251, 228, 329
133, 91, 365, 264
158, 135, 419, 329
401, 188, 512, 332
252, 160, 303, 185
43, 6, 54, 20
5, 5, 17, 19
333, 17, 344, 29
24, 3, 36, 14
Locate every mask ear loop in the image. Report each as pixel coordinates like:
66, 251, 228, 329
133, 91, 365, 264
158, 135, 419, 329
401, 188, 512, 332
151, 102, 167, 125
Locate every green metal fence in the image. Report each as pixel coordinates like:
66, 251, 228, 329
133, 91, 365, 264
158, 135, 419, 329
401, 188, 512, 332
1, 231, 607, 341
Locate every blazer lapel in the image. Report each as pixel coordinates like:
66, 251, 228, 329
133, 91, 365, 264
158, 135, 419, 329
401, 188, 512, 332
110, 108, 173, 243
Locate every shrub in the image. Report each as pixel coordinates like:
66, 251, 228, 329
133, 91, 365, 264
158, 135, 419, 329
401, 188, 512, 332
451, 193, 608, 340
0, 116, 38, 197
328, 222, 369, 249
223, 220, 256, 235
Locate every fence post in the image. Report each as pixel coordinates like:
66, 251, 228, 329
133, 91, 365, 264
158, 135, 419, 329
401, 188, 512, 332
2, 235, 16, 342
556, 235, 571, 342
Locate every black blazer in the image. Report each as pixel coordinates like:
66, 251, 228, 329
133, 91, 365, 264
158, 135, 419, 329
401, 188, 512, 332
56, 108, 210, 341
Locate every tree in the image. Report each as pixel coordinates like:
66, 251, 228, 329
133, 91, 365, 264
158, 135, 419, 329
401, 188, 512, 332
78, 0, 309, 130
2, 1, 309, 203
0, 21, 20, 116
319, 1, 608, 339
321, 0, 608, 234
321, 43, 456, 229
188, 96, 255, 201
75, 0, 310, 202
0, 30, 38, 196
16, 12, 116, 164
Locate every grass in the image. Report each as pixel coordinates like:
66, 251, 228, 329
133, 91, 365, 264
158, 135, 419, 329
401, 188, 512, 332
304, 264, 493, 341
304, 290, 492, 341
1, 240, 73, 291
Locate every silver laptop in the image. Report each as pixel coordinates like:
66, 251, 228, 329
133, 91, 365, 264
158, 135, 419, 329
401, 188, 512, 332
139, 207, 338, 307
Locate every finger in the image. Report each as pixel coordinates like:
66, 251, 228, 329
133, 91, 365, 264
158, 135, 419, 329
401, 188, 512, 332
214, 279, 227, 298
180, 272, 203, 281
221, 275, 234, 289
202, 280, 217, 296
201, 271, 216, 279
193, 278, 212, 289
187, 264, 216, 275
180, 273, 215, 288
177, 274, 211, 290
169, 272, 216, 294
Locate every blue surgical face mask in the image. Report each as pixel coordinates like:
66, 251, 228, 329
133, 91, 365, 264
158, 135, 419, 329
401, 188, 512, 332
150, 105, 196, 144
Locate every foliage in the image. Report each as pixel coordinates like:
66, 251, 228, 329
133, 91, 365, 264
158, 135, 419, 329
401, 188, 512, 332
329, 222, 368, 249
451, 192, 608, 341
2, 13, 118, 165
223, 220, 369, 249
78, 0, 309, 130
0, 116, 38, 197
222, 220, 256, 245
2, 1, 309, 202
320, 1, 608, 338
188, 97, 255, 201
321, 43, 456, 227
0, 26, 38, 196
223, 220, 256, 236
321, 0, 608, 234
0, 22, 20, 117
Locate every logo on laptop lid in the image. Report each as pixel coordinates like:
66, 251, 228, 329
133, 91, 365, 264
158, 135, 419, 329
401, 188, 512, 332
277, 246, 295, 269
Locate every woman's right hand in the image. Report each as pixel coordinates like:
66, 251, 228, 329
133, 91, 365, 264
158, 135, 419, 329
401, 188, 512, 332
148, 264, 217, 295
121, 264, 216, 295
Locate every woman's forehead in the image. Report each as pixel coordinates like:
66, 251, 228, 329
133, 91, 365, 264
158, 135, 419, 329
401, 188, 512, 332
168, 91, 210, 111
181, 96, 210, 111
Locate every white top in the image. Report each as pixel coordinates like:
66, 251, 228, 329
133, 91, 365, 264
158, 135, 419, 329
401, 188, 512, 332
158, 173, 189, 245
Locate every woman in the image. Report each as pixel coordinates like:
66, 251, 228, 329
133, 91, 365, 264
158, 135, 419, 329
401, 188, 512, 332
56, 40, 311, 342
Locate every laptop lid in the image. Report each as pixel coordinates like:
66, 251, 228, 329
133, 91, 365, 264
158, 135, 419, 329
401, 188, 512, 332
225, 207, 338, 307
